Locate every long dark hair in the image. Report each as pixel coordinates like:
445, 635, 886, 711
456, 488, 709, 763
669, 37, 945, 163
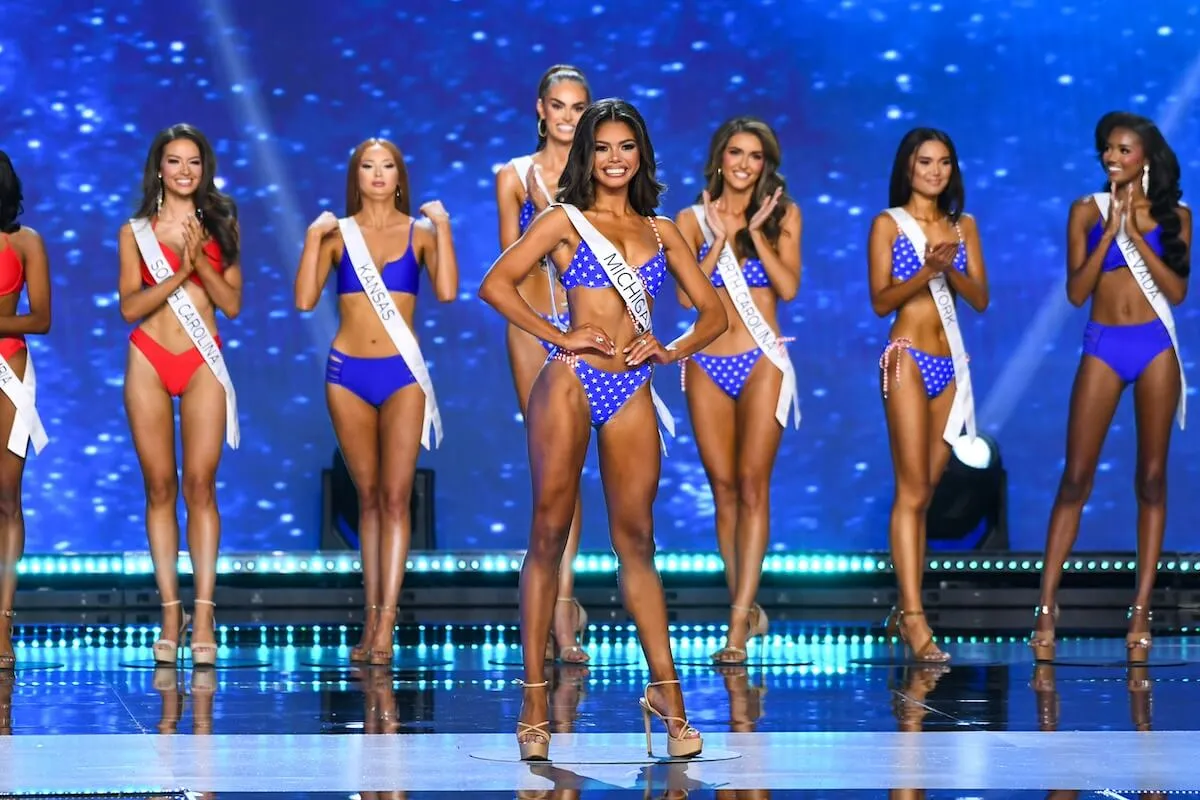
888, 127, 965, 222
0, 151, 24, 234
557, 98, 664, 216
345, 138, 410, 217
698, 117, 791, 259
134, 123, 239, 264
535, 65, 591, 152
1095, 111, 1188, 278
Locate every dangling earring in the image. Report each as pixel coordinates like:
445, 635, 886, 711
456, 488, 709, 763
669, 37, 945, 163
1142, 164, 1150, 194
537, 118, 547, 139
156, 173, 163, 215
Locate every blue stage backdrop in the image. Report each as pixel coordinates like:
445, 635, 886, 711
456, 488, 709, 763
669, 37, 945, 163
2, 0, 1198, 554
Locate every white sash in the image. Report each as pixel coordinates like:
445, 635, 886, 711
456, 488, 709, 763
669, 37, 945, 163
1093, 192, 1187, 429
555, 203, 676, 449
512, 156, 566, 332
885, 207, 977, 445
690, 206, 801, 429
339, 217, 443, 449
0, 347, 48, 458
129, 218, 240, 449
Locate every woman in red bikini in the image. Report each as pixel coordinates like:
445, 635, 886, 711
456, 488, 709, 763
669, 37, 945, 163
0, 150, 52, 671
118, 124, 243, 668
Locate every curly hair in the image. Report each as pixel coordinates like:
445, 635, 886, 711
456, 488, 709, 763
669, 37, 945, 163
698, 116, 792, 259
557, 98, 664, 216
1094, 111, 1188, 278
133, 124, 239, 264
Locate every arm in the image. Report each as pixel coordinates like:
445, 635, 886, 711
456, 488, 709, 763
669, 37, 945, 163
1066, 196, 1115, 307
672, 208, 719, 310
416, 210, 459, 303
192, 220, 242, 319
479, 207, 578, 347
944, 213, 990, 312
748, 201, 802, 301
1129, 205, 1190, 305
658, 219, 727, 360
118, 223, 195, 324
0, 228, 50, 335
294, 222, 339, 312
867, 213, 936, 317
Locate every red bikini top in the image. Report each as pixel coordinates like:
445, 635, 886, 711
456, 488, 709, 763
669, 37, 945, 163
139, 222, 224, 288
0, 235, 25, 298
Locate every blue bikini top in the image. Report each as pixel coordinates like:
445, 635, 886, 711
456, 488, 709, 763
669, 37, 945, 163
518, 198, 536, 233
697, 242, 771, 288
1086, 221, 1162, 272
891, 233, 967, 281
559, 217, 668, 297
336, 222, 420, 296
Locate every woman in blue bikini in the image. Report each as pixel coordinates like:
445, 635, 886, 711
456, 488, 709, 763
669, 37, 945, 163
481, 98, 726, 761
1030, 112, 1190, 664
868, 127, 990, 662
675, 117, 803, 664
295, 137, 459, 666
495, 64, 592, 663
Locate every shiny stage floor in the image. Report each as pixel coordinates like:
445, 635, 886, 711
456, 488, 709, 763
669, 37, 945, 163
1, 622, 1199, 798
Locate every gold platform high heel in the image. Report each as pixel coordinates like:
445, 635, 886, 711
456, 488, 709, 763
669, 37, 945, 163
1126, 605, 1152, 664
516, 680, 551, 761
711, 604, 769, 665
350, 604, 377, 663
368, 605, 396, 666
153, 601, 190, 665
552, 597, 590, 664
0, 610, 14, 670
190, 599, 217, 668
1027, 604, 1058, 662
894, 610, 950, 663
639, 679, 703, 758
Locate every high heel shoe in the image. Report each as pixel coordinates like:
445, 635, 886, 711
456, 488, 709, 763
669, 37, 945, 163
516, 680, 551, 761
0, 610, 14, 670
153, 601, 190, 665
639, 679, 703, 758
190, 599, 217, 668
368, 605, 396, 666
1126, 605, 1153, 664
1027, 604, 1058, 662
893, 610, 950, 663
711, 604, 769, 664
350, 604, 378, 663
549, 597, 590, 663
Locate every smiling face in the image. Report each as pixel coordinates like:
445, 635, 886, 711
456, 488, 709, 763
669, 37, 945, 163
591, 120, 640, 190
356, 143, 401, 202
720, 131, 766, 192
908, 139, 953, 199
1101, 127, 1146, 187
159, 137, 203, 199
538, 79, 589, 147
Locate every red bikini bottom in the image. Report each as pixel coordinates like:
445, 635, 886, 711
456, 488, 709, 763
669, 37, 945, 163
130, 328, 223, 397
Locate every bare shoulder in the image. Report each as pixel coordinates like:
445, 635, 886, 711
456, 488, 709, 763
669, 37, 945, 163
957, 212, 979, 234
1069, 193, 1102, 226
495, 160, 521, 191
870, 210, 900, 237
652, 215, 685, 242
1176, 203, 1192, 225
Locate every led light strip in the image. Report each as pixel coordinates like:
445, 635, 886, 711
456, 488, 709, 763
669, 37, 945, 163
11, 552, 1196, 577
